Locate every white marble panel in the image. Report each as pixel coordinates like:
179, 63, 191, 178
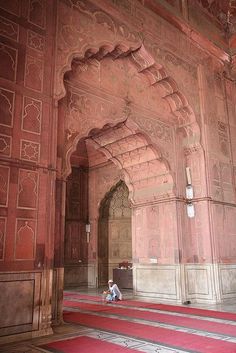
184, 264, 214, 302
219, 264, 236, 299
133, 264, 181, 301
88, 264, 96, 287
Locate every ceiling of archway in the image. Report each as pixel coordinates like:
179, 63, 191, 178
70, 122, 174, 204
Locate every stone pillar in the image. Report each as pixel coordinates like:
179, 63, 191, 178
51, 178, 66, 325
33, 269, 53, 337
183, 62, 236, 304
132, 200, 181, 302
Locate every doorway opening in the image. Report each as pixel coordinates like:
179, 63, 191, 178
62, 119, 174, 294
64, 138, 89, 288
63, 131, 133, 290
98, 180, 132, 288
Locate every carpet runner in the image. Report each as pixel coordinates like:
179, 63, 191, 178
64, 311, 236, 353
63, 300, 236, 337
64, 292, 236, 321
40, 335, 143, 353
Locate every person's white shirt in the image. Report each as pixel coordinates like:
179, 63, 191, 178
108, 280, 122, 300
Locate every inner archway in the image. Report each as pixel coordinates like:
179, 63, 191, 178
63, 122, 172, 289
54, 39, 205, 325
98, 180, 132, 287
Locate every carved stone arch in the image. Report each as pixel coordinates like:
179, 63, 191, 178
64, 118, 174, 205
91, 168, 129, 222
88, 120, 174, 204
62, 120, 126, 180
99, 179, 130, 219
59, 44, 200, 149
58, 41, 203, 204
125, 117, 173, 177
57, 41, 201, 143
56, 0, 202, 154
55, 41, 141, 100
97, 179, 132, 286
129, 45, 200, 143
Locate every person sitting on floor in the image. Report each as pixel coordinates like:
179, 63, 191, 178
106, 279, 122, 302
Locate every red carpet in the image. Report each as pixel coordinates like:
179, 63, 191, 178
41, 335, 142, 353
64, 311, 236, 353
64, 292, 236, 321
63, 300, 236, 337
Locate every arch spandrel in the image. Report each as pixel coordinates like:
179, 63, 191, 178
58, 43, 201, 133
59, 90, 129, 180
56, 0, 201, 137
55, 0, 142, 100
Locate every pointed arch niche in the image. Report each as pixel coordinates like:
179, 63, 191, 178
98, 180, 132, 287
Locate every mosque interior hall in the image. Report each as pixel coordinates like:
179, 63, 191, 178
1, 1, 236, 352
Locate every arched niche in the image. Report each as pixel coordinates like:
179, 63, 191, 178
98, 180, 131, 286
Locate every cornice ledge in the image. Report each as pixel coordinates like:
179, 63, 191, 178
90, 0, 230, 64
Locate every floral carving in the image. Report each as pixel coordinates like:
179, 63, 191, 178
24, 55, 43, 92
55, 0, 141, 99
20, 140, 40, 163
218, 121, 229, 157
0, 43, 17, 81
0, 134, 11, 157
65, 88, 125, 137
22, 96, 42, 134
17, 169, 38, 209
27, 30, 45, 52
0, 16, 19, 41
132, 114, 173, 144
0, 87, 15, 127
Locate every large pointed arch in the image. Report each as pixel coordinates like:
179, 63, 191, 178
56, 41, 200, 138
57, 42, 201, 175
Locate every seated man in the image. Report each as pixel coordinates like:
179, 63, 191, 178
106, 279, 122, 302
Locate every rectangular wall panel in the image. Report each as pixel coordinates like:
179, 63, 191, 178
184, 264, 214, 302
134, 265, 181, 301
219, 264, 236, 300
0, 272, 41, 337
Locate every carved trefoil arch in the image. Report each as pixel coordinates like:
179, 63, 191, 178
56, 38, 203, 203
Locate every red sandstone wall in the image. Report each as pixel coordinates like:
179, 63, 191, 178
0, 0, 56, 338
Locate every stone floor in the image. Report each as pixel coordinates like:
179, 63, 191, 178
1, 288, 236, 353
